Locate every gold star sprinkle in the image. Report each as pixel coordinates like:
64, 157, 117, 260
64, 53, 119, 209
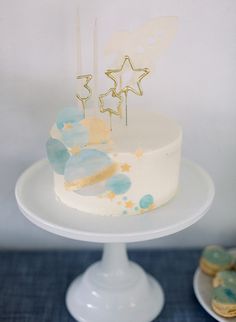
106, 191, 116, 200
125, 200, 134, 208
121, 163, 131, 172
135, 148, 143, 159
149, 203, 157, 211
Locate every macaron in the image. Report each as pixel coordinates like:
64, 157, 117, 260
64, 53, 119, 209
200, 246, 234, 276
212, 285, 236, 317
213, 270, 236, 288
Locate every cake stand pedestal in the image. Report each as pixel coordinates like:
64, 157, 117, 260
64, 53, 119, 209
15, 159, 214, 322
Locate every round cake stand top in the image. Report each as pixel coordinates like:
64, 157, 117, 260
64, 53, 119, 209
15, 159, 214, 243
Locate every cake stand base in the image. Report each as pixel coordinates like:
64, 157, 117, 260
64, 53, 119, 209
66, 243, 164, 322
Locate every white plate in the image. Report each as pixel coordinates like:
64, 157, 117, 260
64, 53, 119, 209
193, 249, 236, 322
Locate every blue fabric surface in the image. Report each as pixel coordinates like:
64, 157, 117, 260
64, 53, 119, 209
0, 249, 216, 322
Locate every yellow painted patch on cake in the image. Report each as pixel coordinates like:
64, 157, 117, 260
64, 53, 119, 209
64, 163, 117, 191
63, 123, 73, 130
81, 117, 110, 145
69, 146, 81, 155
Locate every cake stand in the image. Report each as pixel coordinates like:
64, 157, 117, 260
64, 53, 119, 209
15, 159, 214, 322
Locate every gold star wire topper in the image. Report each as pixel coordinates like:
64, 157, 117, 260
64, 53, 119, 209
105, 55, 150, 126
76, 74, 93, 117
99, 88, 122, 130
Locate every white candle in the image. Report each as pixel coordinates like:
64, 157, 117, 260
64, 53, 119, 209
76, 10, 82, 75
93, 17, 98, 99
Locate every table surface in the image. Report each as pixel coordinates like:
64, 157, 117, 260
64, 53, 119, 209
0, 249, 216, 322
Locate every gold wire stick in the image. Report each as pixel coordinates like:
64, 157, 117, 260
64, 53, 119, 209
105, 55, 150, 126
119, 75, 123, 119
99, 88, 122, 131
124, 91, 128, 126
76, 74, 93, 117
109, 112, 112, 131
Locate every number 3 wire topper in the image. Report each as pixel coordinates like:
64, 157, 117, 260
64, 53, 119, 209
76, 74, 93, 117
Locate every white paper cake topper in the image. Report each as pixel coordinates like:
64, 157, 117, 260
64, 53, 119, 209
105, 17, 179, 70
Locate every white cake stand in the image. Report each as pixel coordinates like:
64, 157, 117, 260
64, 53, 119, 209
15, 159, 214, 322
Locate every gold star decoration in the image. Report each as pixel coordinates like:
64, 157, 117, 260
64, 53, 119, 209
135, 148, 144, 159
106, 191, 116, 200
105, 55, 150, 126
149, 203, 156, 210
120, 163, 131, 172
125, 200, 134, 208
99, 88, 122, 130
76, 74, 93, 117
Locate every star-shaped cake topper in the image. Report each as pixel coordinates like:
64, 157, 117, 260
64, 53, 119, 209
76, 74, 93, 117
99, 88, 123, 130
105, 55, 150, 96
105, 55, 150, 126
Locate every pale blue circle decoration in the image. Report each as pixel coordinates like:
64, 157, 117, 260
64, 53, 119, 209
61, 123, 89, 148
46, 138, 70, 174
105, 174, 131, 195
139, 194, 154, 209
56, 106, 84, 129
65, 149, 113, 183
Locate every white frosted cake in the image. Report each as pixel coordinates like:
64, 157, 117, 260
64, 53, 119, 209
47, 106, 182, 216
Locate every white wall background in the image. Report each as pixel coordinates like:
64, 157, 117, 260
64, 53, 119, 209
0, 0, 236, 249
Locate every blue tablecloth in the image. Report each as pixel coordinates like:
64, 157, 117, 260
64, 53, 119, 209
0, 249, 216, 322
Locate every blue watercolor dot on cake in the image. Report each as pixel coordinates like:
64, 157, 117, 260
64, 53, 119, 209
139, 194, 154, 209
65, 149, 113, 184
123, 196, 128, 201
46, 137, 70, 174
61, 123, 89, 148
56, 106, 84, 129
105, 174, 131, 195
